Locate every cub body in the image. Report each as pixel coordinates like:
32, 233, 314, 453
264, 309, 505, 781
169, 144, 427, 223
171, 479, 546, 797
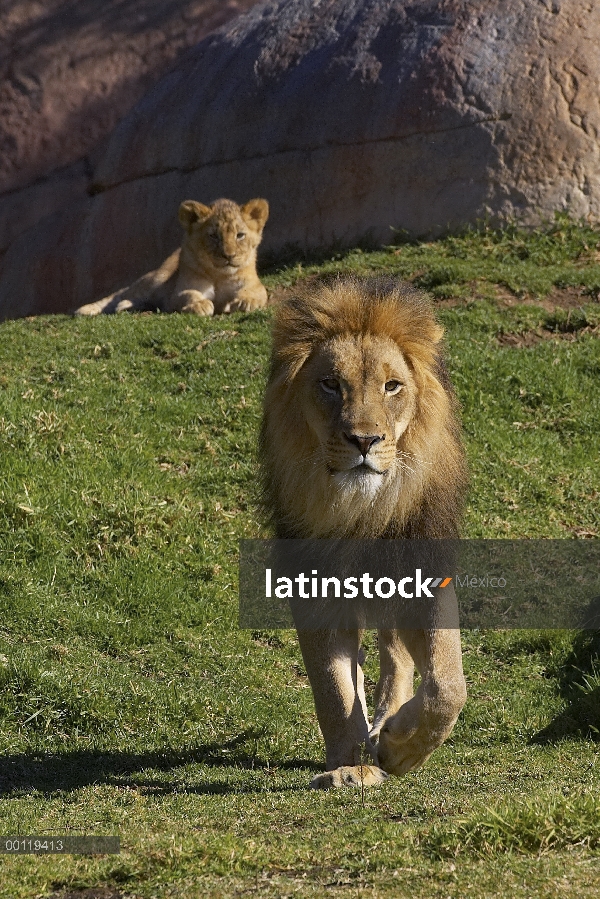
75, 198, 269, 316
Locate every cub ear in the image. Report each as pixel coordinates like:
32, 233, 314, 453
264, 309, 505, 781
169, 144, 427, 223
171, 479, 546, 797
178, 200, 212, 231
241, 198, 269, 231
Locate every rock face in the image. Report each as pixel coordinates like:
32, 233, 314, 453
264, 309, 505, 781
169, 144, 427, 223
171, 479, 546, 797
2, 0, 600, 319
0, 0, 262, 254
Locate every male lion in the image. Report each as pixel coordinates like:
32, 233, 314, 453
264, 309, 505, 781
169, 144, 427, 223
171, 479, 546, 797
260, 277, 468, 789
75, 198, 269, 316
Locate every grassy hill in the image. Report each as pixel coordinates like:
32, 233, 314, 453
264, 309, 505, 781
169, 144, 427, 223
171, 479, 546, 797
0, 217, 599, 897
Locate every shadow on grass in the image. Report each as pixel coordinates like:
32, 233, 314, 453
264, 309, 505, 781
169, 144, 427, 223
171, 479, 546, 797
532, 630, 600, 744
258, 229, 397, 275
0, 730, 322, 797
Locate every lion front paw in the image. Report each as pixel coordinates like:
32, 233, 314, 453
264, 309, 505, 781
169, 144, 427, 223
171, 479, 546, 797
310, 765, 388, 790
377, 682, 466, 776
377, 727, 439, 775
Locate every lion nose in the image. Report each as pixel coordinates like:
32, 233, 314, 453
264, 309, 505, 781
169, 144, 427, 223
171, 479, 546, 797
344, 433, 384, 456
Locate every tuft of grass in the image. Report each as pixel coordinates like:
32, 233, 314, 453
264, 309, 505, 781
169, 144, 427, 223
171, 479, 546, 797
428, 791, 600, 857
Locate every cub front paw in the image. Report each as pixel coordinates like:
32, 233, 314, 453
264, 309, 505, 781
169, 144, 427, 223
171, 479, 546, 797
223, 297, 265, 314
175, 290, 215, 316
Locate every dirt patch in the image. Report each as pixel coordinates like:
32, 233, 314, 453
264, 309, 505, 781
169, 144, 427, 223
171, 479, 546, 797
497, 322, 599, 348
567, 526, 599, 538
497, 301, 600, 347
433, 296, 469, 308
496, 330, 548, 348
494, 285, 597, 311
47, 890, 123, 899
266, 274, 334, 307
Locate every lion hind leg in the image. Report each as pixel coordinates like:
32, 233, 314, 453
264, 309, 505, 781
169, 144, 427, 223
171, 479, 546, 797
74, 287, 153, 316
75, 250, 180, 316
310, 765, 388, 790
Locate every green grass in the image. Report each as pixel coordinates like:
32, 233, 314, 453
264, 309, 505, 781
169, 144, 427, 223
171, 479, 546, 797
263, 212, 600, 300
0, 219, 599, 897
429, 789, 600, 857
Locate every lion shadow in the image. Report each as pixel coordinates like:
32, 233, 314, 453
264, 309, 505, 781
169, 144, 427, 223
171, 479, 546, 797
531, 627, 600, 745
0, 729, 322, 797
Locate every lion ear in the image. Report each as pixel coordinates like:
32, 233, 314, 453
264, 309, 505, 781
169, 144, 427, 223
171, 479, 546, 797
178, 201, 212, 231
241, 198, 269, 231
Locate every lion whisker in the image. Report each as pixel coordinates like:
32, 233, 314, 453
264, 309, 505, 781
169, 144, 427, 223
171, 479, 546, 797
396, 450, 432, 467
296, 447, 327, 468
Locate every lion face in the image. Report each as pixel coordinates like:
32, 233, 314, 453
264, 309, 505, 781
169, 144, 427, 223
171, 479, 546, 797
178, 198, 269, 274
262, 277, 466, 539
298, 333, 418, 500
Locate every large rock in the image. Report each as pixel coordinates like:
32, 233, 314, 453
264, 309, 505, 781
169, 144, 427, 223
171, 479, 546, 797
2, 0, 600, 319
0, 0, 262, 254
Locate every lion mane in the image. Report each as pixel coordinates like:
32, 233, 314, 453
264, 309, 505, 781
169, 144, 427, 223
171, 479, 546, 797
260, 276, 467, 540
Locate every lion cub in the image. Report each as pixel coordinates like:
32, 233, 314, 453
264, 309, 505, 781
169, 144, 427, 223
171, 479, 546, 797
75, 197, 269, 316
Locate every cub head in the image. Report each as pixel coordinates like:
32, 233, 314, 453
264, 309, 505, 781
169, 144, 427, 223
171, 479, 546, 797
178, 197, 269, 272
261, 277, 465, 538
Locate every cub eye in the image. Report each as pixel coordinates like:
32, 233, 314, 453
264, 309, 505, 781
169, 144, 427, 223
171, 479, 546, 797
384, 380, 403, 394
236, 232, 246, 241
320, 378, 340, 395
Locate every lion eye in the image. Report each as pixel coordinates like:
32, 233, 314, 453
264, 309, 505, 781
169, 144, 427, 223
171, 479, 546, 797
320, 378, 340, 395
236, 232, 246, 241
384, 380, 403, 394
